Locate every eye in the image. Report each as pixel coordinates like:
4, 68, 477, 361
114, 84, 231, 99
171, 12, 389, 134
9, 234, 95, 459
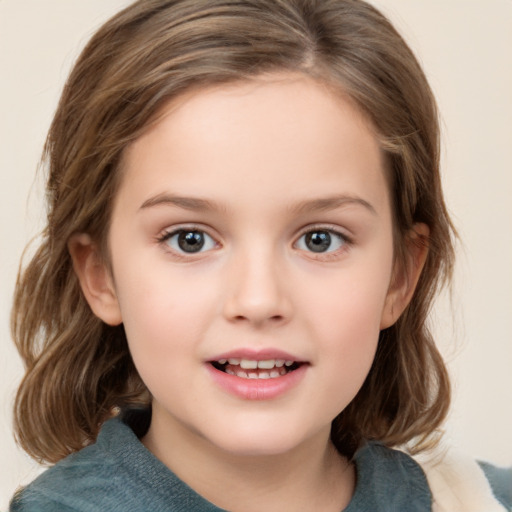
295, 229, 348, 253
163, 229, 217, 254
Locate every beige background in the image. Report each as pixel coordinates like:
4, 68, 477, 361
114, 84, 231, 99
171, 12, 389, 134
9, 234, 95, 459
1, 0, 511, 507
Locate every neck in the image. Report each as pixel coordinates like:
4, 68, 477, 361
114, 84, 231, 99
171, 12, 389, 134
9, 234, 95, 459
142, 412, 355, 512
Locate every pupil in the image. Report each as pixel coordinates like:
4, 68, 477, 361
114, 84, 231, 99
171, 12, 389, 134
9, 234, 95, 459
306, 231, 331, 252
178, 231, 204, 252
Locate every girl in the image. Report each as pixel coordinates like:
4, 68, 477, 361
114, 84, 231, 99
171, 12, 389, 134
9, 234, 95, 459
8, 0, 511, 510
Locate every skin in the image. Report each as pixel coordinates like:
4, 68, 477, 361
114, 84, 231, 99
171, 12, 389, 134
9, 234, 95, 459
70, 73, 428, 512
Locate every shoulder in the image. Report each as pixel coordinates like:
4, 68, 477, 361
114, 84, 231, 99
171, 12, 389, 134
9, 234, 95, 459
348, 442, 511, 512
479, 461, 512, 511
10, 418, 131, 511
345, 442, 432, 511
9, 415, 225, 512
412, 446, 511, 512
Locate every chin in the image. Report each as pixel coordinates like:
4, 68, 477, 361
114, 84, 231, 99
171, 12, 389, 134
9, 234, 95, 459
202, 421, 321, 458
214, 438, 301, 458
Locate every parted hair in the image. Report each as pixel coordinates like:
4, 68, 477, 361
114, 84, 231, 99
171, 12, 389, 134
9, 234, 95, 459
12, 0, 455, 464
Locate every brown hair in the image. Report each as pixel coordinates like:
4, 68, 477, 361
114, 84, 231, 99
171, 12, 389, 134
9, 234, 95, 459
12, 0, 455, 464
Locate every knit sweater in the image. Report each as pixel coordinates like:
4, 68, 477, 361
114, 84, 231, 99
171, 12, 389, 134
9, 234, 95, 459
10, 415, 511, 511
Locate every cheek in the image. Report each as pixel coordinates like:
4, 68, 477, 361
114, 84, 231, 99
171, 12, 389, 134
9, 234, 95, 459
306, 248, 392, 332
315, 288, 383, 369
112, 257, 220, 362
114, 270, 217, 401
314, 295, 384, 417
301, 253, 393, 379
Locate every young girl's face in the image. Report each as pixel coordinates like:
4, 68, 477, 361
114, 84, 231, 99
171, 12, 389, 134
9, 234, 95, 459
89, 74, 410, 457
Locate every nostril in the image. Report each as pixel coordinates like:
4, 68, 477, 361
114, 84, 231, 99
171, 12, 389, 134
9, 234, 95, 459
222, 285, 292, 325
231, 314, 285, 325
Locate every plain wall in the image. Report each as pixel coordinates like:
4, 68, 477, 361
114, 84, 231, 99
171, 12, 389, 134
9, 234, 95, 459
1, 0, 511, 508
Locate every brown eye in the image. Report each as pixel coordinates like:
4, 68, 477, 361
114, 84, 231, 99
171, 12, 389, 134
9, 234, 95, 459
296, 230, 347, 253
165, 230, 216, 253
178, 231, 205, 252
305, 231, 331, 252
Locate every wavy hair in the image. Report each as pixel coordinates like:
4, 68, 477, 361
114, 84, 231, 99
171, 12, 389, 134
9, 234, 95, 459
12, 0, 455, 463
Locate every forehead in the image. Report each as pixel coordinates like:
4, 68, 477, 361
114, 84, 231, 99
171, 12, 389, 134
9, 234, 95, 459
117, 73, 389, 216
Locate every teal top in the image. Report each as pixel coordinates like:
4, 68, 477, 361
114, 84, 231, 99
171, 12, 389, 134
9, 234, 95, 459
10, 413, 511, 511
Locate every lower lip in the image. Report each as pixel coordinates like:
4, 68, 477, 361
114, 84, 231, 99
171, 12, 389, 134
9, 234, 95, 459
206, 364, 308, 400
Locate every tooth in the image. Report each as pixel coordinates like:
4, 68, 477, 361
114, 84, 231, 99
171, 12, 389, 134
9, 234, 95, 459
240, 359, 258, 369
258, 371, 270, 379
235, 370, 248, 378
275, 360, 285, 367
248, 372, 258, 379
257, 360, 275, 369
284, 360, 294, 366
279, 367, 287, 376
218, 359, 227, 364
270, 370, 280, 378
228, 358, 240, 365
226, 368, 235, 376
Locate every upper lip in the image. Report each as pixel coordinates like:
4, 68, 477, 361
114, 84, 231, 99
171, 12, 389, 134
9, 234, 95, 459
208, 348, 307, 363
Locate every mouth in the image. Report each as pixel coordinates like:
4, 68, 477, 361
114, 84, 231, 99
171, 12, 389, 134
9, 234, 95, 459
210, 358, 304, 380
207, 352, 309, 400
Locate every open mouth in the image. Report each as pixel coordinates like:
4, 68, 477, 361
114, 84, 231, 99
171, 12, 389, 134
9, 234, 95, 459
210, 358, 303, 380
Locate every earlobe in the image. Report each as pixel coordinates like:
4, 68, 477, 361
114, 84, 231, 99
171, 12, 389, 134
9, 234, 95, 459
68, 233, 122, 326
380, 223, 429, 329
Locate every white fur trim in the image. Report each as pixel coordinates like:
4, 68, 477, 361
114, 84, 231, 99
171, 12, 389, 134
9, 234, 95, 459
412, 447, 506, 512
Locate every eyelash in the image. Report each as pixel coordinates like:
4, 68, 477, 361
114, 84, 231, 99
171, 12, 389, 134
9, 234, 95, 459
294, 225, 353, 259
156, 224, 353, 259
156, 226, 219, 259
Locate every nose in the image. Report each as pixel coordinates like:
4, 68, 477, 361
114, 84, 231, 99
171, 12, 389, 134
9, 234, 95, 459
222, 247, 293, 327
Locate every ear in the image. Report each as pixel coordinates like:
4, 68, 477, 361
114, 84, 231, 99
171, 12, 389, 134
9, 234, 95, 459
380, 223, 429, 329
68, 233, 122, 326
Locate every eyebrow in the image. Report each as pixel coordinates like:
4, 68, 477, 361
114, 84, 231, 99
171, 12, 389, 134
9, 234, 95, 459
291, 195, 377, 216
139, 193, 221, 212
